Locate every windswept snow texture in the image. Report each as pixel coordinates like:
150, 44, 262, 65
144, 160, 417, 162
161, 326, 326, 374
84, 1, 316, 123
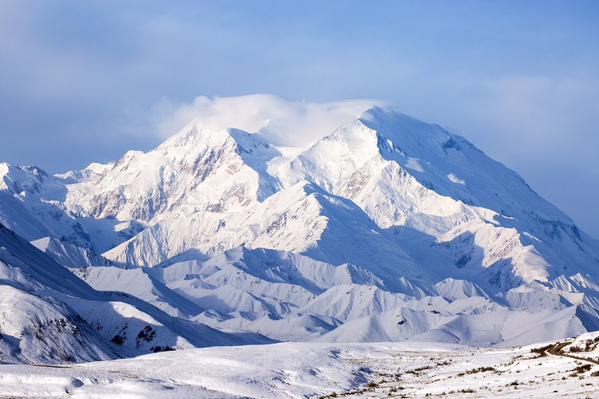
2, 334, 599, 398
1, 95, 599, 354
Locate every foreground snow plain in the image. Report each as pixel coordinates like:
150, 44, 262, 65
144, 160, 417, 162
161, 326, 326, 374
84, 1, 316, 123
1, 335, 599, 399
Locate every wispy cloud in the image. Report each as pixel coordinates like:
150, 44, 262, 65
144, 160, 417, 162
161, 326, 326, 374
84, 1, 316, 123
148, 95, 381, 146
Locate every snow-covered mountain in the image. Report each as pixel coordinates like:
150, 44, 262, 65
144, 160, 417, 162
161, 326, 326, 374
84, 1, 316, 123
0, 222, 269, 364
1, 95, 598, 358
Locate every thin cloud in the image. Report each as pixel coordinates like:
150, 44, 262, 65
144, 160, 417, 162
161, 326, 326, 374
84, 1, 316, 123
149, 95, 382, 147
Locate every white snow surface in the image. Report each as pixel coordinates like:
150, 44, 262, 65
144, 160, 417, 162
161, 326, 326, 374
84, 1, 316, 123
31, 236, 113, 267
2, 334, 599, 398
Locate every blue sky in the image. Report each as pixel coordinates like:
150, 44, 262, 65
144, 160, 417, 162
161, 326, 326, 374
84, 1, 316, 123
0, 0, 598, 237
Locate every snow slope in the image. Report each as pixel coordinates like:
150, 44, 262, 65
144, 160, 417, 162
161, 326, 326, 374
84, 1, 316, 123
74, 246, 597, 347
1, 334, 599, 398
31, 236, 113, 267
0, 223, 269, 364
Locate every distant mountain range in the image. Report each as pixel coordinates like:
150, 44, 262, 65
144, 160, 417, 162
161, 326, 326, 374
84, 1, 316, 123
1, 95, 598, 364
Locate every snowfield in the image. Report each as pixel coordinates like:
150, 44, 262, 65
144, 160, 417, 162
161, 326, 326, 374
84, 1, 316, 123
1, 337, 599, 398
